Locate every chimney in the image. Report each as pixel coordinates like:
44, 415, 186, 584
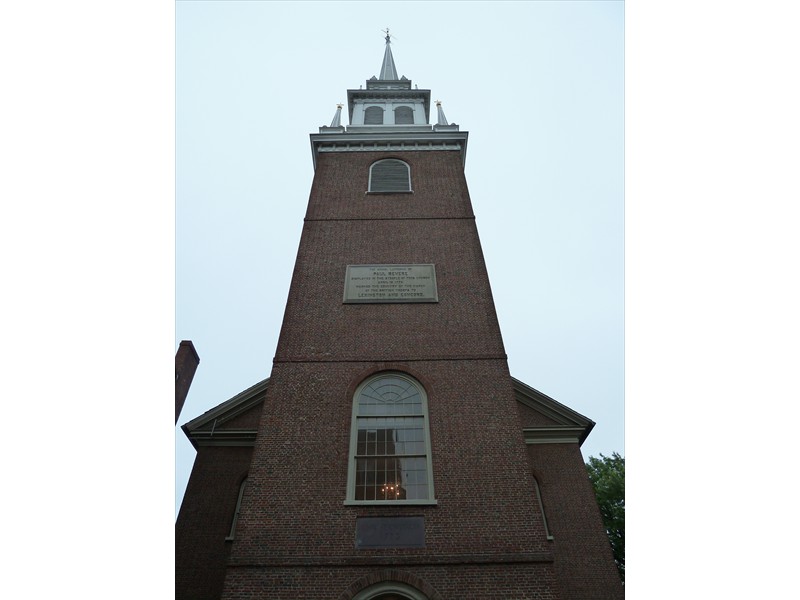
175, 340, 200, 424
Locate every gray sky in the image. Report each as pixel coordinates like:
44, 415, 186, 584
4, 1, 800, 597
176, 1, 624, 516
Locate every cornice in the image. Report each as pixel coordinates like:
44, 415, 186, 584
512, 377, 595, 446
522, 427, 587, 445
187, 429, 259, 447
181, 377, 269, 449
310, 130, 469, 169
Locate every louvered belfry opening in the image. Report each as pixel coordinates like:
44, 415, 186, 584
394, 106, 413, 124
364, 106, 384, 125
369, 159, 411, 193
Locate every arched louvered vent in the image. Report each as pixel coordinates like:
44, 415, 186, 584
369, 159, 411, 193
394, 106, 414, 124
364, 106, 384, 125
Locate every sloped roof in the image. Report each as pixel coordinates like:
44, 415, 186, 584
181, 378, 269, 449
512, 377, 595, 446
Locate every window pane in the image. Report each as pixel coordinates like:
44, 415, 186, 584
350, 375, 432, 502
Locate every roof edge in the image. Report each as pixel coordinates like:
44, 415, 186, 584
181, 377, 270, 433
511, 377, 596, 446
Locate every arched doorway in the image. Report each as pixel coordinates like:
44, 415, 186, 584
351, 581, 429, 600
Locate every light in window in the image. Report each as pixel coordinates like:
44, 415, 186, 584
346, 374, 435, 504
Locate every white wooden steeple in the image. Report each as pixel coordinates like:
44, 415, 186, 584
346, 31, 430, 127
379, 29, 398, 81
311, 33, 468, 168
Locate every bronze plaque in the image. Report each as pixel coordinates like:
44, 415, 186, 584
355, 516, 425, 549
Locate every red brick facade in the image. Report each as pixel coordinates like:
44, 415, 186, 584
176, 149, 622, 599
175, 340, 200, 424
176, 386, 264, 600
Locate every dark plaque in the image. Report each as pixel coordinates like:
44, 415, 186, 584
355, 516, 425, 549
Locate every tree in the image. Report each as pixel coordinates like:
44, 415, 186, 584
586, 452, 625, 584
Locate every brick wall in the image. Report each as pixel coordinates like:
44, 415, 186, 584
176, 388, 264, 600
276, 151, 504, 363
527, 442, 624, 600
219, 149, 560, 598
176, 445, 253, 600
222, 564, 560, 600
171, 147, 625, 599
230, 361, 551, 562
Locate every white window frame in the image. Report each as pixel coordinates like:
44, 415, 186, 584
367, 159, 412, 193
532, 476, 554, 540
344, 372, 436, 506
225, 478, 247, 541
352, 581, 430, 600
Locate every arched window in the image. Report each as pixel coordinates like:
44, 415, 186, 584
368, 159, 411, 193
351, 581, 430, 600
364, 106, 384, 125
394, 106, 414, 124
345, 373, 435, 504
225, 477, 247, 541
532, 475, 554, 540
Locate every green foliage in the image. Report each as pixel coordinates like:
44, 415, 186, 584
586, 452, 625, 584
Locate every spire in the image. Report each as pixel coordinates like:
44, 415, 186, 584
379, 28, 398, 80
330, 104, 343, 127
435, 100, 449, 126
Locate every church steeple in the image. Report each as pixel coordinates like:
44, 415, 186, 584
311, 32, 468, 169
379, 29, 398, 80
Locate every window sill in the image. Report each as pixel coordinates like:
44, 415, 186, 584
344, 499, 437, 506
365, 190, 414, 195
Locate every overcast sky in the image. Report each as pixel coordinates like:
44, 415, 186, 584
4, 1, 800, 596
175, 1, 624, 516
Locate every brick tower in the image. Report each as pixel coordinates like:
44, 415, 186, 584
176, 34, 623, 600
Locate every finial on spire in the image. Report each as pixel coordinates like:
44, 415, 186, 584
329, 104, 343, 128
378, 28, 399, 80
435, 100, 449, 126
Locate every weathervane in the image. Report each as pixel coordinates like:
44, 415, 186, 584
381, 27, 398, 43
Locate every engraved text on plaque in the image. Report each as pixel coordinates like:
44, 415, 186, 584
343, 264, 438, 304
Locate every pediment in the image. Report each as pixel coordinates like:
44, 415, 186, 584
181, 378, 269, 448
512, 377, 595, 446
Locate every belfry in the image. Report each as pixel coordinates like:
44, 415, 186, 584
176, 34, 623, 600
